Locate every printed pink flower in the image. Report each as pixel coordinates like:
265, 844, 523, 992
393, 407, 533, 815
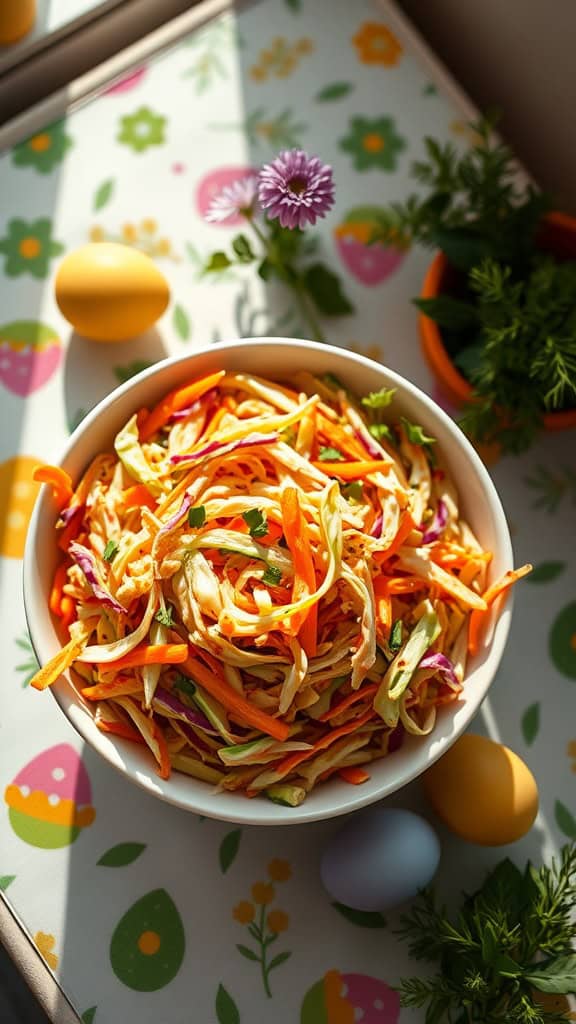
205, 175, 259, 223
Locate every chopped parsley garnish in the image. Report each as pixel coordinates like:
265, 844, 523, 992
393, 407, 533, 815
188, 505, 206, 528
401, 417, 436, 447
361, 387, 396, 410
389, 619, 403, 652
262, 565, 282, 586
155, 605, 174, 627
242, 508, 268, 538
103, 540, 119, 562
342, 481, 363, 503
318, 445, 345, 462
369, 422, 392, 442
172, 674, 197, 700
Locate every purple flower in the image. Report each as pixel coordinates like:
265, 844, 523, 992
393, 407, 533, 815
205, 175, 259, 223
257, 149, 335, 229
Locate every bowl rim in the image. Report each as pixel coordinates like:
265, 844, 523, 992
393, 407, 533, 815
23, 337, 514, 824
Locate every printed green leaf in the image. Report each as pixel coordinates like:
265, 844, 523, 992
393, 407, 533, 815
232, 234, 255, 263
524, 954, 576, 994
284, 0, 301, 10
205, 251, 232, 272
93, 179, 114, 212
219, 829, 242, 873
303, 263, 354, 316
114, 360, 153, 384
216, 984, 240, 1024
97, 842, 146, 867
332, 902, 387, 928
81, 1010, 97, 1024
173, 304, 191, 342
527, 561, 566, 583
316, 82, 354, 102
236, 943, 259, 961
521, 702, 540, 746
0, 875, 16, 891
268, 950, 291, 970
554, 800, 576, 839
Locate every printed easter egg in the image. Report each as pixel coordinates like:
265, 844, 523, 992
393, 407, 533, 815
549, 601, 576, 680
196, 166, 257, 225
55, 243, 170, 342
321, 808, 440, 912
0, 321, 61, 396
423, 733, 539, 845
334, 206, 407, 286
301, 970, 400, 1024
0, 454, 42, 558
4, 743, 95, 848
110, 888, 185, 991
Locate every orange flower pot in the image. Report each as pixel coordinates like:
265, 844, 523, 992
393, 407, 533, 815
419, 210, 576, 432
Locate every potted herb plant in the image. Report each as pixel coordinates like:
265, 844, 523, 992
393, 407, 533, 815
372, 117, 576, 453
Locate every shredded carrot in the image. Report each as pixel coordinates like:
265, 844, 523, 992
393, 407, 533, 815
82, 676, 143, 700
59, 596, 76, 631
281, 487, 317, 657
33, 465, 73, 509
312, 459, 395, 480
123, 484, 157, 511
468, 563, 533, 655
227, 515, 284, 548
203, 406, 229, 438
49, 563, 68, 617
372, 576, 392, 637
339, 766, 370, 785
139, 370, 225, 442
58, 514, 82, 552
319, 683, 378, 722
96, 644, 188, 670
316, 416, 367, 460
30, 634, 87, 691
183, 653, 290, 741
386, 576, 427, 594
376, 509, 418, 561
271, 707, 374, 778
96, 719, 146, 745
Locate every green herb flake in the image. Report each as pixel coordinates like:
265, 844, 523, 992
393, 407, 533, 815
369, 423, 392, 442
155, 605, 174, 627
318, 446, 345, 462
389, 620, 403, 651
188, 505, 206, 528
401, 417, 436, 447
342, 481, 363, 502
262, 565, 282, 586
103, 540, 119, 562
361, 387, 396, 410
173, 674, 197, 700
242, 508, 268, 538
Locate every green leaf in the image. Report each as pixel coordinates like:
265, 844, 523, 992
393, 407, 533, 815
494, 953, 522, 977
318, 446, 344, 462
262, 565, 282, 586
81, 1010, 97, 1024
103, 540, 118, 562
452, 344, 484, 378
430, 227, 491, 271
232, 234, 255, 263
369, 423, 392, 442
268, 950, 292, 970
527, 561, 566, 583
521, 702, 540, 746
524, 954, 576, 994
114, 360, 153, 384
173, 674, 197, 700
219, 829, 242, 873
97, 842, 146, 867
188, 505, 206, 528
332, 902, 387, 928
257, 258, 273, 281
401, 418, 436, 446
480, 921, 498, 964
555, 800, 576, 839
414, 295, 477, 330
389, 619, 403, 651
155, 605, 174, 627
205, 251, 232, 272
302, 263, 354, 316
361, 387, 396, 410
93, 179, 114, 212
216, 984, 240, 1024
341, 481, 363, 502
236, 943, 259, 962
0, 875, 15, 891
242, 508, 268, 538
173, 304, 191, 342
315, 82, 354, 102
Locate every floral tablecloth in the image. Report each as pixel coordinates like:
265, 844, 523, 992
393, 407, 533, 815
1, 1, 575, 1021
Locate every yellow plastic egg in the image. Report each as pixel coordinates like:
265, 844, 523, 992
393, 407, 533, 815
423, 733, 539, 846
55, 243, 170, 342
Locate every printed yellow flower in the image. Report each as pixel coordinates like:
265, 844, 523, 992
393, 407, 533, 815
90, 226, 104, 242
122, 223, 137, 242
156, 238, 172, 256
140, 218, 157, 234
233, 901, 255, 924
295, 37, 314, 55
267, 909, 289, 933
353, 22, 403, 66
34, 932, 58, 970
250, 66, 268, 82
251, 882, 275, 905
267, 858, 292, 882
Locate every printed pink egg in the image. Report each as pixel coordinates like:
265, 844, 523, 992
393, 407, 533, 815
4, 743, 96, 848
0, 321, 61, 397
334, 206, 407, 286
301, 970, 400, 1024
196, 166, 258, 225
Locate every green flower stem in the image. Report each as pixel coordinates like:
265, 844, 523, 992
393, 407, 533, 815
258, 903, 272, 998
245, 215, 326, 344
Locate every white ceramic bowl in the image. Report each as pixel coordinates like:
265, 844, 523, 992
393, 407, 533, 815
24, 339, 513, 825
